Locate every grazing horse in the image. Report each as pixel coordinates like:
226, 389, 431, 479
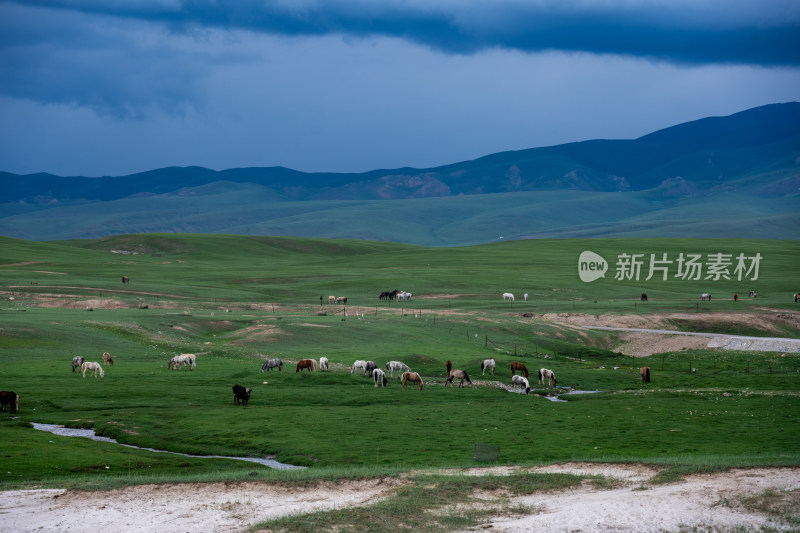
335, 296, 348, 304
524, 293, 529, 302
168, 354, 196, 370
750, 291, 757, 298
81, 361, 104, 379
71, 356, 85, 373
351, 360, 367, 374
0, 391, 19, 413
296, 358, 317, 372
510, 362, 529, 378
511, 375, 530, 394
481, 358, 496, 376
445, 369, 472, 388
385, 361, 410, 378
641, 293, 648, 301
319, 356, 329, 371
397, 291, 412, 301
640, 367, 651, 383
102, 351, 114, 366
401, 371, 424, 391
700, 293, 711, 301
539, 368, 557, 387
502, 292, 514, 302
122, 276, 129, 283
261, 358, 283, 372
373, 368, 388, 387
364, 361, 378, 377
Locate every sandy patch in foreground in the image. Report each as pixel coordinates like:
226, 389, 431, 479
1, 465, 797, 532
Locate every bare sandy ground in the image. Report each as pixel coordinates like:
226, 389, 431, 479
2, 465, 797, 532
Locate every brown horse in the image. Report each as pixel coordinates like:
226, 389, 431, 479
296, 359, 317, 372
122, 276, 129, 283
510, 361, 529, 378
102, 351, 114, 366
640, 366, 651, 383
402, 371, 424, 390
641, 293, 647, 301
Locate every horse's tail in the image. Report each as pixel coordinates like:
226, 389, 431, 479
523, 366, 529, 378
312, 359, 318, 372
446, 360, 452, 373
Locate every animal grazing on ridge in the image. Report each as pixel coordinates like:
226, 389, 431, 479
81, 361, 104, 379
539, 368, 557, 387
122, 276, 129, 283
385, 361, 410, 378
335, 296, 348, 304
750, 291, 757, 298
168, 354, 196, 370
481, 358, 495, 375
512, 375, 530, 394
510, 362, 529, 378
0, 391, 19, 413
232, 384, 252, 406
502, 292, 514, 302
328, 295, 336, 304
373, 368, 388, 387
296, 359, 317, 372
261, 358, 283, 372
396, 291, 412, 301
641, 293, 648, 301
102, 351, 114, 366
701, 293, 711, 301
401, 371, 424, 391
319, 357, 329, 371
640, 367, 651, 383
351, 360, 367, 374
72, 356, 85, 373
445, 369, 472, 388
524, 293, 528, 301
364, 361, 378, 377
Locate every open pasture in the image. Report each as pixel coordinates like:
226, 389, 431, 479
1, 235, 799, 488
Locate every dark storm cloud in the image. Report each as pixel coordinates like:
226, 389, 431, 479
10, 0, 800, 66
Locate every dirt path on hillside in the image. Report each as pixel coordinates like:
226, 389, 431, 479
2, 465, 797, 532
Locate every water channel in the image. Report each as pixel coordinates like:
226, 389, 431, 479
31, 423, 305, 470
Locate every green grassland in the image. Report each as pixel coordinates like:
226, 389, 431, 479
0, 235, 799, 489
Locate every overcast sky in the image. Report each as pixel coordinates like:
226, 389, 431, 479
1, 0, 799, 177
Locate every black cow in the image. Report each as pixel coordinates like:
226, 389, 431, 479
0, 391, 19, 413
232, 384, 252, 406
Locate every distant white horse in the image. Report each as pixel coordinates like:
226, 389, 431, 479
481, 358, 495, 375
523, 293, 528, 302
512, 374, 530, 394
397, 291, 412, 301
385, 360, 410, 378
168, 354, 196, 370
81, 361, 104, 379
700, 293, 711, 301
502, 292, 514, 302
319, 357, 329, 371
539, 368, 557, 387
373, 368, 388, 387
351, 360, 367, 374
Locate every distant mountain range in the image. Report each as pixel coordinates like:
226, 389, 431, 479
1, 102, 799, 245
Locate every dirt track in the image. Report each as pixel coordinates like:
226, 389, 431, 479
2, 465, 798, 532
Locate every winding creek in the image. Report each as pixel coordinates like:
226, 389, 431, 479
31, 423, 305, 470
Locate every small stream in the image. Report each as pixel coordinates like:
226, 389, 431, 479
31, 423, 305, 470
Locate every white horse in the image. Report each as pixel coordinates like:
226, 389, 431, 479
168, 354, 196, 370
523, 293, 528, 302
502, 292, 514, 302
700, 293, 711, 301
81, 361, 104, 379
481, 358, 495, 375
319, 356, 329, 371
512, 374, 530, 394
385, 360, 410, 378
373, 368, 388, 387
397, 291, 412, 301
351, 360, 367, 374
539, 368, 557, 387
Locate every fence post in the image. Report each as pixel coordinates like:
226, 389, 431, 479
485, 335, 488, 348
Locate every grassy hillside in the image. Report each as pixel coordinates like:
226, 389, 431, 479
2, 186, 798, 245
1, 235, 798, 488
